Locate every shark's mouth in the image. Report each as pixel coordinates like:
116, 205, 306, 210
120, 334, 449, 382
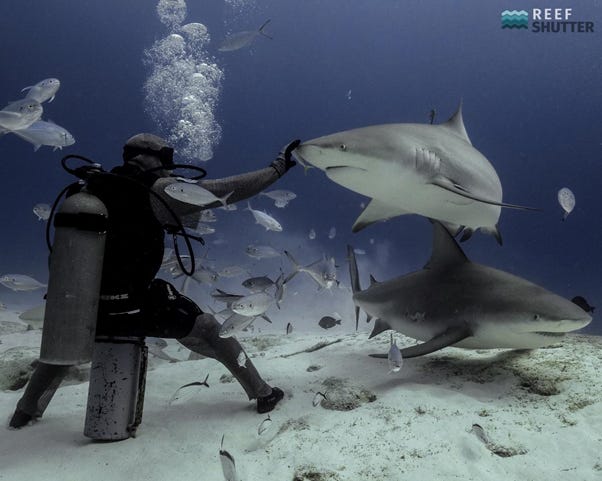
533, 331, 566, 338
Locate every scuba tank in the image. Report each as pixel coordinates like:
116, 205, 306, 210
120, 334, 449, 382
39, 190, 108, 365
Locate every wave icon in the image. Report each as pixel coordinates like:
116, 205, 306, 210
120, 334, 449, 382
501, 10, 529, 29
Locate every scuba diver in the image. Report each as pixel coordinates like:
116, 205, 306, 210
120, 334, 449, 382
9, 133, 299, 438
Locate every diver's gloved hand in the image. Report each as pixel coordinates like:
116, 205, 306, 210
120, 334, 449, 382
271, 139, 300, 177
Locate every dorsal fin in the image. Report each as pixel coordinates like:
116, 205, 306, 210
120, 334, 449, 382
442, 100, 472, 145
424, 222, 469, 270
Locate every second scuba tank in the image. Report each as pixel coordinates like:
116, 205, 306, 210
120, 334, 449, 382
39, 191, 108, 365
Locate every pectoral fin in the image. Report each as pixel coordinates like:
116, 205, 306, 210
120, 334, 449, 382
368, 325, 472, 359
430, 175, 540, 211
352, 199, 411, 233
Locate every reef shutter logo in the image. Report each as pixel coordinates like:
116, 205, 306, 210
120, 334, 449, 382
501, 10, 529, 29
501, 8, 594, 33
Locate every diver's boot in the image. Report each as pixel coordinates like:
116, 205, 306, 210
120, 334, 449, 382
257, 386, 284, 414
178, 313, 277, 403
9, 362, 70, 429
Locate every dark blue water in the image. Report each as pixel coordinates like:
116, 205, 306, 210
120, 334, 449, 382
0, 0, 600, 332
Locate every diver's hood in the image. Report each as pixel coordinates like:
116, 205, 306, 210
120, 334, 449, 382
122, 133, 174, 169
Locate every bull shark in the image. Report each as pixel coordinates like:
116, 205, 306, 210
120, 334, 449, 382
294, 103, 538, 243
348, 222, 592, 358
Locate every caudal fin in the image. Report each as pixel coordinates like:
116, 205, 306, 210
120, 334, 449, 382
258, 19, 272, 39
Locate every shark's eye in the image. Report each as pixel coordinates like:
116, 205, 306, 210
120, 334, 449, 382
340, 144, 347, 151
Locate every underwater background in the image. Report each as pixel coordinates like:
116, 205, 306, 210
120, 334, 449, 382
0, 0, 600, 334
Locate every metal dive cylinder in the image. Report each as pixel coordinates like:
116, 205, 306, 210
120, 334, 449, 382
84, 337, 148, 441
39, 191, 108, 365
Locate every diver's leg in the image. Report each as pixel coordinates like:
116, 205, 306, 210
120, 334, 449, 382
9, 362, 70, 428
177, 313, 283, 412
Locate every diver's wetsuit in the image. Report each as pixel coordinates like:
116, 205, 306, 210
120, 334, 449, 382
10, 158, 288, 428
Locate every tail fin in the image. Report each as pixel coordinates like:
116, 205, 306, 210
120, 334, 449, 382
347, 245, 361, 331
258, 19, 272, 39
283, 250, 301, 285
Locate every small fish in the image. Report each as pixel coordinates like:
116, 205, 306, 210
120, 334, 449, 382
246, 202, 282, 232
0, 99, 43, 131
275, 273, 286, 309
260, 190, 297, 208
200, 209, 217, 222
353, 248, 366, 255
257, 414, 272, 435
429, 108, 436, 125
312, 391, 327, 407
169, 374, 210, 404
242, 276, 275, 292
218, 19, 272, 52
220, 435, 239, 481
164, 182, 234, 207
11, 120, 75, 151
191, 223, 216, 235
0, 274, 46, 292
346, 89, 352, 100
237, 350, 248, 368
308, 228, 316, 240
33, 203, 51, 221
245, 244, 280, 259
284, 251, 338, 290
147, 337, 179, 362
0, 301, 6, 310
471, 423, 490, 445
22, 78, 60, 103
219, 313, 256, 338
328, 226, 336, 240
571, 296, 595, 313
218, 265, 249, 278
191, 265, 220, 285
387, 333, 403, 374
231, 292, 273, 317
211, 288, 244, 304
286, 322, 293, 335
318, 316, 341, 329
557, 187, 575, 221
220, 203, 238, 211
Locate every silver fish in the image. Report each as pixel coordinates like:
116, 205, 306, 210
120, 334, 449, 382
257, 414, 272, 435
231, 292, 273, 317
558, 187, 575, 221
308, 228, 316, 240
191, 222, 216, 235
219, 313, 256, 338
33, 203, 51, 221
191, 266, 220, 285
200, 209, 217, 222
242, 276, 275, 292
164, 182, 233, 207
387, 333, 403, 373
168, 374, 210, 405
0, 274, 46, 292
284, 251, 338, 290
312, 391, 327, 407
218, 265, 249, 278
220, 435, 239, 481
237, 350, 248, 368
246, 202, 282, 232
11, 120, 75, 151
218, 19, 272, 52
260, 189, 297, 208
471, 424, 490, 445
245, 244, 280, 259
328, 226, 336, 239
22, 78, 60, 103
0, 99, 43, 131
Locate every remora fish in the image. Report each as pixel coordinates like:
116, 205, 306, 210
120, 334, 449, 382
284, 251, 338, 290
11, 120, 75, 151
294, 103, 538, 243
0, 99, 43, 131
218, 19, 272, 52
164, 182, 233, 207
246, 202, 282, 232
348, 222, 592, 358
22, 78, 60, 103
